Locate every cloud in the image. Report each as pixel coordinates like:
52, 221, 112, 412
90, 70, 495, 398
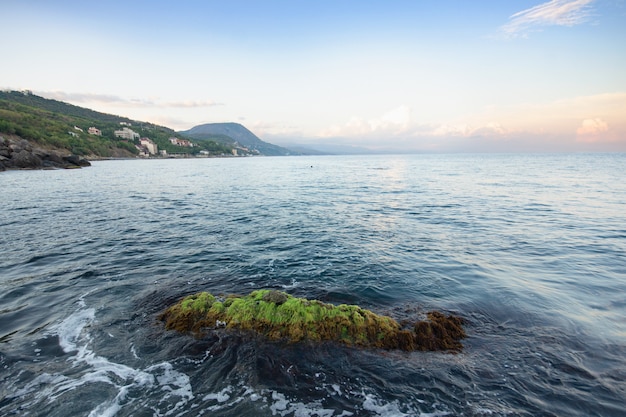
469, 122, 512, 137
577, 118, 608, 135
319, 105, 413, 138
369, 105, 412, 131
431, 123, 471, 137
432, 122, 512, 138
576, 117, 610, 142
499, 0, 595, 38
161, 100, 223, 108
38, 91, 222, 108
312, 92, 626, 152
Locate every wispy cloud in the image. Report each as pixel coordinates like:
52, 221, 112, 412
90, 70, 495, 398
499, 0, 595, 38
38, 91, 222, 108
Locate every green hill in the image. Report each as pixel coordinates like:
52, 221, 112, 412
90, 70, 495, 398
0, 90, 232, 157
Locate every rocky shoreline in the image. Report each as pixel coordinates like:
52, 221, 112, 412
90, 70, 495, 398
0, 135, 91, 171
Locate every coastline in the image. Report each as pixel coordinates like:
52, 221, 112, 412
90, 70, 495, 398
0, 134, 91, 171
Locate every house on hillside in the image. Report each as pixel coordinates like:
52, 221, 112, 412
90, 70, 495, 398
139, 137, 158, 155
114, 127, 139, 140
88, 127, 102, 136
169, 137, 194, 147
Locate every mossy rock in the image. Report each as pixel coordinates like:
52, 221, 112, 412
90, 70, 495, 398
159, 290, 466, 352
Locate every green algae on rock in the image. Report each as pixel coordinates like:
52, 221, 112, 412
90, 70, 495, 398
159, 289, 466, 352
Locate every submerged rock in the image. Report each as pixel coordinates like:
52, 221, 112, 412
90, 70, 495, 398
160, 290, 466, 352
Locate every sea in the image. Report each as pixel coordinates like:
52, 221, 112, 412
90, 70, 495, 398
1, 154, 625, 417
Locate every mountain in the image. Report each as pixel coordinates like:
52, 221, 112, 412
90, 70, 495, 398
273, 144, 331, 155
180, 122, 295, 156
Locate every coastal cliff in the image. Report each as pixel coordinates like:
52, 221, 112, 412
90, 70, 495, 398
0, 135, 91, 171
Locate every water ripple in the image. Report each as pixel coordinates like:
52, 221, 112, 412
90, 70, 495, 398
1, 154, 625, 416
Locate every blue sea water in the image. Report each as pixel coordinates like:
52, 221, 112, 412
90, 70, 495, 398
1, 154, 625, 416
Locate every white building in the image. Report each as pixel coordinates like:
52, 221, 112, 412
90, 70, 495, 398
139, 137, 158, 155
114, 127, 140, 140
169, 137, 194, 147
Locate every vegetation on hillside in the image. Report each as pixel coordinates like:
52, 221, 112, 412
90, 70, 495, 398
0, 90, 233, 157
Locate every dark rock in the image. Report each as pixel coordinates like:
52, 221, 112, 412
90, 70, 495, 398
63, 154, 81, 165
13, 150, 43, 169
0, 154, 13, 169
44, 153, 66, 167
19, 139, 32, 152
42, 160, 62, 169
10, 139, 32, 153
63, 154, 91, 167
33, 148, 64, 168
32, 147, 48, 158
0, 136, 91, 171
0, 138, 12, 158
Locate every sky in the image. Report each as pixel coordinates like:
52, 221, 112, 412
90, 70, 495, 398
2, 0, 625, 153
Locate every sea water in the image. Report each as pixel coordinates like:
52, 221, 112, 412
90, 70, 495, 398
1, 154, 625, 416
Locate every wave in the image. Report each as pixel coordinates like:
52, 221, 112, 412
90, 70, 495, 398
7, 301, 193, 417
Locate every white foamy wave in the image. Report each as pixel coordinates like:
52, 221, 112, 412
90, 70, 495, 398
56, 306, 95, 353
362, 391, 452, 417
19, 304, 447, 417
268, 390, 344, 417
197, 384, 351, 416
15, 305, 195, 417
193, 380, 450, 417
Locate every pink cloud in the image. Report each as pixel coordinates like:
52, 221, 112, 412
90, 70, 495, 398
576, 118, 609, 142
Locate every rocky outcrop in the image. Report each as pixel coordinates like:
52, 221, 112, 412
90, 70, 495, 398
160, 290, 466, 352
0, 135, 91, 171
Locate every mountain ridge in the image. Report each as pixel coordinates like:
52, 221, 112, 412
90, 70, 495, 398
180, 122, 296, 156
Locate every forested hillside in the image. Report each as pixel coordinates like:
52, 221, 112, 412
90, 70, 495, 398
0, 91, 232, 157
